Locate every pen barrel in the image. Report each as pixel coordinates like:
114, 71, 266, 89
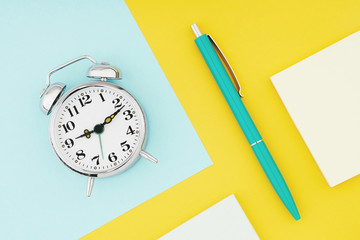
251, 141, 300, 220
194, 34, 300, 220
194, 35, 262, 144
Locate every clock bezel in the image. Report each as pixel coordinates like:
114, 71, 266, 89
48, 81, 147, 178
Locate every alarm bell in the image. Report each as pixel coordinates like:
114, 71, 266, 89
40, 56, 122, 115
40, 83, 66, 115
87, 62, 121, 80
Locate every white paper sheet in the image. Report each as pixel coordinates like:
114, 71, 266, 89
271, 31, 360, 186
159, 195, 259, 240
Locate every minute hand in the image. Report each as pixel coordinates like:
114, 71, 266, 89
102, 108, 121, 125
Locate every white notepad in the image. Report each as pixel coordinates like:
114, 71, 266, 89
271, 31, 360, 187
159, 195, 259, 240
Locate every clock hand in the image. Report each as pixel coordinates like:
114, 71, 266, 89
102, 108, 121, 125
97, 134, 104, 160
75, 129, 95, 139
76, 118, 108, 140
76, 108, 121, 140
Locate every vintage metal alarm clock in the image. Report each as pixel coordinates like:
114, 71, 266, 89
40, 55, 158, 197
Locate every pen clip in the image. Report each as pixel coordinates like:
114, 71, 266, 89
207, 35, 244, 98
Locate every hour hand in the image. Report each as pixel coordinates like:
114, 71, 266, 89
75, 129, 94, 139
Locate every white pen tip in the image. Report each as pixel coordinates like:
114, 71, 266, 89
191, 23, 202, 38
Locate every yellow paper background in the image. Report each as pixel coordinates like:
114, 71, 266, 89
82, 0, 360, 239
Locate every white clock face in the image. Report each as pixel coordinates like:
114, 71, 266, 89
49, 82, 146, 177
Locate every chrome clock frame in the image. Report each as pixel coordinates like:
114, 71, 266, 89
49, 81, 147, 178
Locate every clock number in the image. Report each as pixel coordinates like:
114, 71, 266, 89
76, 150, 86, 160
64, 138, 74, 148
123, 110, 133, 120
68, 106, 79, 117
62, 121, 75, 133
108, 152, 118, 162
120, 141, 130, 152
79, 94, 92, 107
126, 126, 135, 135
112, 98, 124, 110
91, 155, 100, 165
99, 93, 106, 102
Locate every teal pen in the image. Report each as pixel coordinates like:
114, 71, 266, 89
191, 23, 300, 220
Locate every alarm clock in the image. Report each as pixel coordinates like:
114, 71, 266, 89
40, 55, 158, 197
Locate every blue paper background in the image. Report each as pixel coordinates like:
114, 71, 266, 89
0, 1, 212, 239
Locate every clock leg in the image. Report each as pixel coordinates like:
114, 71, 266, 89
87, 177, 95, 197
140, 150, 158, 164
